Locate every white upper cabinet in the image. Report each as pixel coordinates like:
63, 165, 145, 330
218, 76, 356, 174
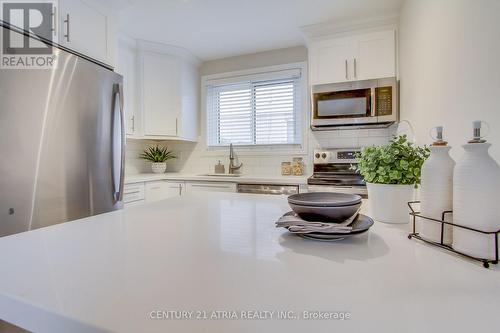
309, 29, 396, 85
1, 0, 116, 67
310, 37, 355, 84
116, 36, 137, 136
116, 40, 199, 141
354, 30, 396, 81
135, 41, 200, 141
58, 0, 116, 67
142, 52, 182, 137
179, 60, 199, 141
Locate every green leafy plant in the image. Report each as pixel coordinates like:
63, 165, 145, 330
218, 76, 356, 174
140, 145, 176, 163
352, 135, 429, 185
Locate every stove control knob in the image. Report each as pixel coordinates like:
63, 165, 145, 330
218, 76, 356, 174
321, 153, 327, 159
315, 153, 320, 158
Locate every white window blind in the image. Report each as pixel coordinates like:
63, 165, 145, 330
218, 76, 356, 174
207, 69, 302, 147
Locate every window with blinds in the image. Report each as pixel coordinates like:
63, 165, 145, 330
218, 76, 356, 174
206, 69, 302, 147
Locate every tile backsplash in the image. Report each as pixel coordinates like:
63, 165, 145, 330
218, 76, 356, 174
125, 126, 396, 176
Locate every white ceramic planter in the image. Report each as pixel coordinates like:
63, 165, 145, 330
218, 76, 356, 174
367, 183, 415, 224
151, 162, 167, 174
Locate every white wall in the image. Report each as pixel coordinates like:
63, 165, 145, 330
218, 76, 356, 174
126, 46, 395, 176
399, 0, 500, 161
127, 129, 391, 176
200, 46, 308, 76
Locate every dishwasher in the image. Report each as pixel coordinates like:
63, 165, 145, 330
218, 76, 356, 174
237, 184, 299, 195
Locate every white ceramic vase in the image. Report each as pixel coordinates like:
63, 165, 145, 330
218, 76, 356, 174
367, 183, 415, 224
453, 143, 500, 260
151, 162, 167, 174
419, 146, 455, 245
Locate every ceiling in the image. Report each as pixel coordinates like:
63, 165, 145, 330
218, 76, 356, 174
115, 0, 403, 61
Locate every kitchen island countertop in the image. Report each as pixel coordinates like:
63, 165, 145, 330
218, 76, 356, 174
0, 193, 498, 333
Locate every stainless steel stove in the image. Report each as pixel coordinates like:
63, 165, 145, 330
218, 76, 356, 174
307, 148, 367, 197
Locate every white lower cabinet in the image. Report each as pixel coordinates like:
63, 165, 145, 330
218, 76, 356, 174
146, 180, 184, 202
145, 181, 183, 202
124, 179, 302, 206
185, 182, 237, 193
123, 183, 145, 205
124, 180, 184, 206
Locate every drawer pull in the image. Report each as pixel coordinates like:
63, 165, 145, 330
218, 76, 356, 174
124, 190, 140, 195
191, 184, 232, 189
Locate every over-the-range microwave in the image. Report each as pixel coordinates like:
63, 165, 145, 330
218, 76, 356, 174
311, 77, 398, 130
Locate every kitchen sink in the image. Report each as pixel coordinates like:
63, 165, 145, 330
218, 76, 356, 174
199, 173, 243, 177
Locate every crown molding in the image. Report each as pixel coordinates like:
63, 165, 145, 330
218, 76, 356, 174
301, 14, 400, 43
136, 39, 202, 66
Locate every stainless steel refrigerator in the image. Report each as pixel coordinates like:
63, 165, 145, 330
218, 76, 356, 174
0, 23, 125, 237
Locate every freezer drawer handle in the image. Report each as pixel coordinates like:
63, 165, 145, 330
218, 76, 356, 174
112, 84, 125, 203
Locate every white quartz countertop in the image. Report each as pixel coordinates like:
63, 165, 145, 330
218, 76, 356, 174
0, 193, 498, 333
124, 172, 309, 185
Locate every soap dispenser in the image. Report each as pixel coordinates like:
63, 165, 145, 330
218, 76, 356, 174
214, 160, 225, 174
419, 126, 455, 245
453, 121, 500, 260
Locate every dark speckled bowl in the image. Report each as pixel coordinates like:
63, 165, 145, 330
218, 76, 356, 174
288, 192, 362, 207
288, 201, 361, 222
287, 192, 362, 222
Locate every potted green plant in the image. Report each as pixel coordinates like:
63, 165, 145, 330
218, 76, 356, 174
353, 135, 429, 224
140, 145, 176, 174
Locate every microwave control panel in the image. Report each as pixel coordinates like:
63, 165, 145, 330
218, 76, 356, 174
375, 86, 392, 116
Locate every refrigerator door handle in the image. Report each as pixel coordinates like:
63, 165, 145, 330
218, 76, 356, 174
112, 84, 125, 203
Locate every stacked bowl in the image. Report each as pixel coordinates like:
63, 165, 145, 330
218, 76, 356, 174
278, 192, 373, 241
287, 192, 362, 222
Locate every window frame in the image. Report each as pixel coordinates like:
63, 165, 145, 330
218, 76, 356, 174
200, 62, 309, 156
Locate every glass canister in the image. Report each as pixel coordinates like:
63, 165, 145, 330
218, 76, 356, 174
292, 157, 304, 176
281, 162, 292, 176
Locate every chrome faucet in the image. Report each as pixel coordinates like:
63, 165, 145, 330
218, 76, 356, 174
228, 143, 243, 174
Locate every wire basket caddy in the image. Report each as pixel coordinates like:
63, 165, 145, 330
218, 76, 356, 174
407, 201, 499, 268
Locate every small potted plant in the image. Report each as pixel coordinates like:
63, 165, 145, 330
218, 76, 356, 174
140, 145, 176, 174
353, 135, 429, 224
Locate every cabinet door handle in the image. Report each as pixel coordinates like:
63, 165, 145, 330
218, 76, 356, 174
175, 118, 178, 136
345, 60, 348, 80
64, 14, 70, 42
353, 58, 357, 78
131, 115, 135, 132
51, 6, 57, 34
